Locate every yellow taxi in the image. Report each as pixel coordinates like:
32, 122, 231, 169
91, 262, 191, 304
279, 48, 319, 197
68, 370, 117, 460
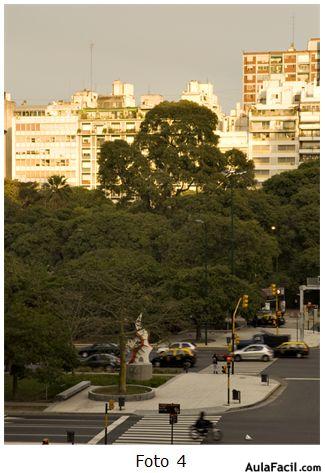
273, 341, 309, 358
151, 347, 196, 367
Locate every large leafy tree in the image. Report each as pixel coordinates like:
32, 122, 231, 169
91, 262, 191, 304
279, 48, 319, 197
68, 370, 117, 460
99, 101, 232, 209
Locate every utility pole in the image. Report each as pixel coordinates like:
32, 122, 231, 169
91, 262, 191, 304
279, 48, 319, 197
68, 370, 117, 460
195, 219, 209, 346
230, 177, 235, 275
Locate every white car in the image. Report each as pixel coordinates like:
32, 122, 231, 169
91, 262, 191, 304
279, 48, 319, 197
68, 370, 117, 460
157, 342, 196, 354
233, 344, 274, 362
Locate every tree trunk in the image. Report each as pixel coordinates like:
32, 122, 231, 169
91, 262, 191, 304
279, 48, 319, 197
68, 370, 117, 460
119, 320, 127, 395
12, 374, 18, 400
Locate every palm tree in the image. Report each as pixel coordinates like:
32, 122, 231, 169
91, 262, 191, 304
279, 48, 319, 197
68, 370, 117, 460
42, 175, 71, 207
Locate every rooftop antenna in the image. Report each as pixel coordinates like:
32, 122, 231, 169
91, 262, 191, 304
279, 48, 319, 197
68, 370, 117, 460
291, 14, 295, 49
90, 42, 94, 93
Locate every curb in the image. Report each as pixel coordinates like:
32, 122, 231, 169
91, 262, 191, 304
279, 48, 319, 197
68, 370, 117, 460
225, 378, 282, 413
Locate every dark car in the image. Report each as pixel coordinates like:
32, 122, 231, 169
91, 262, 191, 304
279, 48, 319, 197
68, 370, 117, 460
273, 342, 309, 358
78, 343, 120, 358
80, 353, 120, 370
151, 348, 196, 368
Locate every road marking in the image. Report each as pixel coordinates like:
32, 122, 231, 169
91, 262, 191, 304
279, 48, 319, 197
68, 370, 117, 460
285, 377, 320, 380
114, 415, 221, 445
5, 424, 104, 429
88, 415, 129, 444
5, 433, 93, 438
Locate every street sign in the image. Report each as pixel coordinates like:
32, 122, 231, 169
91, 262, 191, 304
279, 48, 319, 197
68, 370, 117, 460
169, 413, 178, 424
159, 403, 180, 414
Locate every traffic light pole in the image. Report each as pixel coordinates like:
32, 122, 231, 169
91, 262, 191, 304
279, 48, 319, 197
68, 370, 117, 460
231, 297, 242, 374
276, 292, 279, 336
227, 362, 231, 404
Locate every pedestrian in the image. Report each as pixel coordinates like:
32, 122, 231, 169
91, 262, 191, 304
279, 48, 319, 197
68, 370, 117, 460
42, 438, 50, 445
212, 353, 218, 374
183, 361, 191, 373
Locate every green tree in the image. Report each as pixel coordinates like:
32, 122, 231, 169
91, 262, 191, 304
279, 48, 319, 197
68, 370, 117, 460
41, 175, 71, 208
57, 248, 172, 394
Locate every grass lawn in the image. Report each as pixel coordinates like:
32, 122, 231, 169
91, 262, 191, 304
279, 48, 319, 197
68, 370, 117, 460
4, 373, 171, 402
93, 385, 152, 395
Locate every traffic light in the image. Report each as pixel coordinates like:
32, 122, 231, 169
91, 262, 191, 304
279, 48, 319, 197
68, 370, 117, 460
271, 284, 277, 296
242, 294, 249, 309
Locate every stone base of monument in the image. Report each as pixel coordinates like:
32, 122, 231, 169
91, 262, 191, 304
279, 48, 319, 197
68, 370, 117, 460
126, 363, 153, 382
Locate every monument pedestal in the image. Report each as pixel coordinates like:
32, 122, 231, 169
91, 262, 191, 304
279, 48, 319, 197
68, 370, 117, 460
126, 363, 153, 382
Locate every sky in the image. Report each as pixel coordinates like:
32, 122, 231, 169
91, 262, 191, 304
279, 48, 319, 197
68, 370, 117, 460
4, 4, 320, 113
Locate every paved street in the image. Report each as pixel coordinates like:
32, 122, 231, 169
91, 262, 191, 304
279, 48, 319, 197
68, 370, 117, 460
214, 348, 320, 444
4, 413, 135, 444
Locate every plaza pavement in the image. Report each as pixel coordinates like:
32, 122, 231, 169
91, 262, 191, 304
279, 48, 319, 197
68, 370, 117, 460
45, 371, 280, 415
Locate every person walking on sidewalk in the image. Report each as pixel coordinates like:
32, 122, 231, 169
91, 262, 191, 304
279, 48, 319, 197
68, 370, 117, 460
212, 353, 218, 374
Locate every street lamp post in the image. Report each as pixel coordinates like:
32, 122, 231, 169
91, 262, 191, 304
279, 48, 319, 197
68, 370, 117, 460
195, 219, 208, 346
224, 168, 247, 374
271, 226, 279, 275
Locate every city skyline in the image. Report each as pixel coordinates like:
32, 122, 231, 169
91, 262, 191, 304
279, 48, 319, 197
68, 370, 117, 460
5, 4, 319, 113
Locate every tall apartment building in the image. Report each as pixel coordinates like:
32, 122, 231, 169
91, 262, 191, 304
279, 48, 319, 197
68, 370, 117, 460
11, 81, 150, 189
78, 106, 146, 188
12, 103, 80, 186
181, 80, 223, 118
4, 92, 16, 179
243, 38, 320, 110
248, 78, 320, 184
298, 83, 320, 162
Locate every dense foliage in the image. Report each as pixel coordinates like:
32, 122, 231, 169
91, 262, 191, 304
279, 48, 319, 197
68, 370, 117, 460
4, 100, 319, 396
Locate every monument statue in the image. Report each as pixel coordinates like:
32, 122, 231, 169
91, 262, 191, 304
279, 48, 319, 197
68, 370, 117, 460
128, 313, 152, 364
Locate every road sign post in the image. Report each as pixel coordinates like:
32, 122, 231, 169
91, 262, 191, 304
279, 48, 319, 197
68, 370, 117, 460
159, 403, 180, 445
104, 402, 108, 445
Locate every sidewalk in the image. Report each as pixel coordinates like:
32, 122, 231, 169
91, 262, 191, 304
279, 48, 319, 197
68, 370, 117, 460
45, 372, 280, 415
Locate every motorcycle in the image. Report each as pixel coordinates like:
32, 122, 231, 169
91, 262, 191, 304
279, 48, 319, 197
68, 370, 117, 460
189, 423, 223, 442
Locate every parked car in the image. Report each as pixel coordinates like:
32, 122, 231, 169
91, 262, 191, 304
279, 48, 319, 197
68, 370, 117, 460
80, 353, 120, 370
78, 343, 120, 358
274, 341, 309, 358
233, 344, 274, 362
151, 348, 196, 367
157, 341, 196, 354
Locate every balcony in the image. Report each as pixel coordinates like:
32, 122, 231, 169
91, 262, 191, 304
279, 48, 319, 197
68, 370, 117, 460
299, 148, 319, 154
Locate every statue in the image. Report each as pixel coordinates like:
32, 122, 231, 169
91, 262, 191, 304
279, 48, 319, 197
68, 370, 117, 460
128, 313, 152, 364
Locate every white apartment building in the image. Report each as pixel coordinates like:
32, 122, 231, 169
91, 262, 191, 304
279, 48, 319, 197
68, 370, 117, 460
298, 83, 320, 162
140, 94, 164, 109
181, 80, 223, 118
248, 77, 319, 184
217, 103, 248, 155
4, 92, 15, 179
12, 103, 80, 186
78, 107, 146, 188
11, 81, 145, 189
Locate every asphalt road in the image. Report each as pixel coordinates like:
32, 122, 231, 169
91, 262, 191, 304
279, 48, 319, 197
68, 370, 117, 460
4, 413, 138, 444
214, 348, 320, 444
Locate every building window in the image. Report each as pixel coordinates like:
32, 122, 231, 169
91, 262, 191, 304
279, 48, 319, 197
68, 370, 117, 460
278, 144, 296, 151
278, 157, 295, 164
253, 157, 270, 164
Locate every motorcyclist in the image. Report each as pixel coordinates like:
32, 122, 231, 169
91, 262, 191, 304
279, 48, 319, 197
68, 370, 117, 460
194, 411, 213, 435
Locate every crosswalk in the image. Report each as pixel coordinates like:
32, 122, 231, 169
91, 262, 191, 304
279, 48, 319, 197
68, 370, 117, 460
199, 361, 274, 375
113, 414, 221, 444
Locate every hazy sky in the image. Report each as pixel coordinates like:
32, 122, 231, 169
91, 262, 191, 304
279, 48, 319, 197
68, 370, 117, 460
5, 4, 320, 113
